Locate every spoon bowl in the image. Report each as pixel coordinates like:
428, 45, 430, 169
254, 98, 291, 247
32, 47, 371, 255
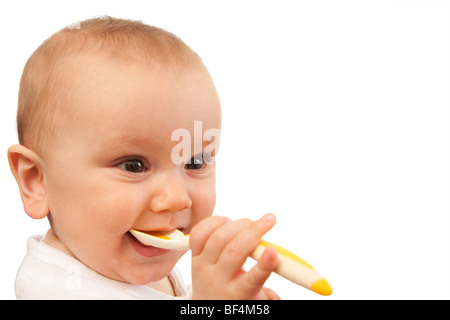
129, 229, 189, 251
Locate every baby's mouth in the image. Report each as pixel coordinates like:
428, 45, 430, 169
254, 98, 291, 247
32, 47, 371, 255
130, 228, 186, 237
128, 230, 152, 246
128, 228, 190, 251
127, 231, 172, 257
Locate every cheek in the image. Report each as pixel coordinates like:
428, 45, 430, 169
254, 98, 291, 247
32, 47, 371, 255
74, 185, 142, 234
188, 180, 217, 229
46, 172, 140, 242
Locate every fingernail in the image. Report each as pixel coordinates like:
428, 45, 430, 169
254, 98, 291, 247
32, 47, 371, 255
222, 216, 232, 222
260, 213, 276, 224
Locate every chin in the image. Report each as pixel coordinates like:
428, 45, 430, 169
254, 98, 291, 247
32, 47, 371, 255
122, 260, 178, 286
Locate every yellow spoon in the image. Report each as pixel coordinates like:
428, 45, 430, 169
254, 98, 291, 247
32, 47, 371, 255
129, 228, 332, 296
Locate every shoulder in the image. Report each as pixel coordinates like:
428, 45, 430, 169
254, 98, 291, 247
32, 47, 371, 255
14, 235, 88, 299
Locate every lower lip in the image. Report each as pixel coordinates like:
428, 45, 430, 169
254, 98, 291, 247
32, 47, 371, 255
127, 232, 170, 258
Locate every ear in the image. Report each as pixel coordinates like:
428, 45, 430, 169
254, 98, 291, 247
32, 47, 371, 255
7, 144, 49, 219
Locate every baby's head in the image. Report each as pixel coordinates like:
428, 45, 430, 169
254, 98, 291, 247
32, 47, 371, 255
9, 17, 221, 285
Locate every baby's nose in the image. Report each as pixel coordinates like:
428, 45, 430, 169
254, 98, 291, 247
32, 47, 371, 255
149, 173, 192, 213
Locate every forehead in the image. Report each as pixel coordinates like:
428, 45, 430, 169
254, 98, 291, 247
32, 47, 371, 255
64, 53, 221, 142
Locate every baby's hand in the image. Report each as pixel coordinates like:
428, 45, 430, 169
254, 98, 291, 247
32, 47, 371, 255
190, 214, 280, 300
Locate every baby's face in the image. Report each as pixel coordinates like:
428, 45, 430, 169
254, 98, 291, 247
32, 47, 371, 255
41, 53, 221, 285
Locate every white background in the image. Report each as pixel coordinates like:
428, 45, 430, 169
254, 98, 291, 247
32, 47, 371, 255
1, 0, 449, 300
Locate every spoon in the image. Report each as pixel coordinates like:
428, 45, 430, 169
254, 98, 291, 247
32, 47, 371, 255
129, 228, 333, 296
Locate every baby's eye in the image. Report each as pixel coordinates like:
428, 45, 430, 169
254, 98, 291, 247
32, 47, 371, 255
185, 155, 204, 170
117, 159, 146, 173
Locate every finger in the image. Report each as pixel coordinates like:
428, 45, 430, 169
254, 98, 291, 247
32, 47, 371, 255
199, 218, 252, 264
219, 213, 276, 279
237, 246, 278, 299
190, 216, 230, 256
262, 287, 281, 300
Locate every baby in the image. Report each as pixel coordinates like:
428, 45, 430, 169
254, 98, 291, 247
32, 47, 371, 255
7, 17, 279, 299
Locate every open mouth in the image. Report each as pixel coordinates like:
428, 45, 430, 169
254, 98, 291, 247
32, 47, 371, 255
127, 231, 171, 258
128, 228, 190, 251
133, 230, 171, 240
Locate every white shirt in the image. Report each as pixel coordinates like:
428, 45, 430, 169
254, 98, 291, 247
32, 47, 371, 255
15, 235, 191, 300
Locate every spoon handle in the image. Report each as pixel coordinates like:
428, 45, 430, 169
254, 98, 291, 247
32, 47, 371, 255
250, 240, 332, 296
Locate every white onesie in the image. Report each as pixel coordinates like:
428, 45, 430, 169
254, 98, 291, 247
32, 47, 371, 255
15, 235, 191, 300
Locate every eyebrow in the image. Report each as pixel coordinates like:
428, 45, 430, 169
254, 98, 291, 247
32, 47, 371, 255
94, 133, 166, 153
